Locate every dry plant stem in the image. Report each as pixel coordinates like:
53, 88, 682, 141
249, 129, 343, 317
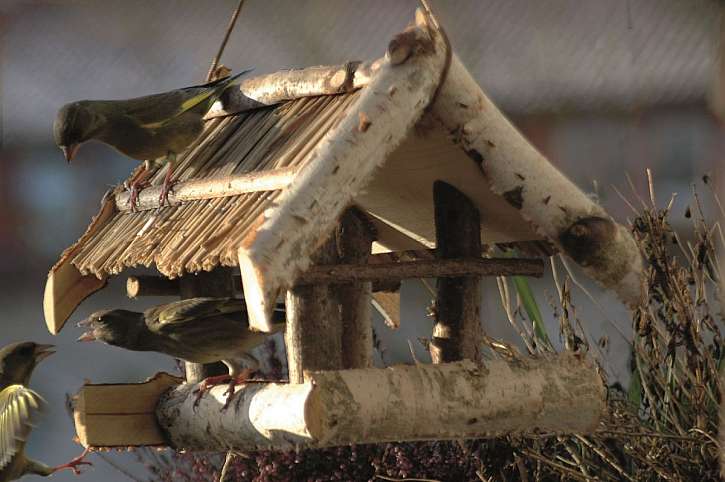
430, 181, 482, 363
238, 11, 448, 331
285, 234, 342, 384
429, 52, 643, 306
337, 208, 375, 369
156, 354, 605, 451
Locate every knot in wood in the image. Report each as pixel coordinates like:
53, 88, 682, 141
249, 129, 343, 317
559, 216, 615, 265
387, 26, 432, 65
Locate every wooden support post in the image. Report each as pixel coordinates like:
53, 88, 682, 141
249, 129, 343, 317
337, 208, 375, 369
285, 234, 343, 384
430, 181, 483, 363
179, 268, 235, 383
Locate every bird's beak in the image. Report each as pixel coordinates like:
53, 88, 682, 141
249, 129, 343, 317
61, 144, 80, 163
33, 344, 55, 362
77, 331, 96, 342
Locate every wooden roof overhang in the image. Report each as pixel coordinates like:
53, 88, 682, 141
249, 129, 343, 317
44, 10, 643, 334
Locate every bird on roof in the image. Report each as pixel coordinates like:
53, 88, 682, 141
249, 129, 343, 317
78, 297, 284, 407
0, 342, 91, 481
53, 69, 253, 208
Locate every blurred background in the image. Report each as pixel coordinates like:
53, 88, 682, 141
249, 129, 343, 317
0, 0, 722, 480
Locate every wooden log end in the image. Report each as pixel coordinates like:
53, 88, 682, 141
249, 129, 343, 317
74, 372, 182, 448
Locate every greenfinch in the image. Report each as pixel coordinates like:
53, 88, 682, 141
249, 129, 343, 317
53, 69, 252, 206
78, 297, 284, 405
0, 342, 91, 481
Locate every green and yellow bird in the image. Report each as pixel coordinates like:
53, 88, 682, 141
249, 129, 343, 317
0, 342, 91, 481
78, 297, 284, 406
53, 69, 252, 206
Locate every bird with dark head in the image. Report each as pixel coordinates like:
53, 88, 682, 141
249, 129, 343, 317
78, 297, 285, 407
0, 342, 91, 481
53, 69, 252, 207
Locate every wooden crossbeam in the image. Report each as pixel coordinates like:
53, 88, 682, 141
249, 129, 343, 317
126, 257, 543, 298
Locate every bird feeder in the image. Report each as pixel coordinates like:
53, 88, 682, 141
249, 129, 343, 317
46, 9, 640, 451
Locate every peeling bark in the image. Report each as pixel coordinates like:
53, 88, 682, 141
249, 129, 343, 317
156, 353, 605, 451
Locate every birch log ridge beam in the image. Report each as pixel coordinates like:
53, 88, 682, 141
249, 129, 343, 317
430, 181, 483, 363
156, 353, 605, 451
285, 234, 343, 384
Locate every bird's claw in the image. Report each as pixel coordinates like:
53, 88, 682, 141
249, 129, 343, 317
125, 179, 150, 212
52, 448, 92, 475
158, 179, 177, 207
192, 374, 232, 409
191, 371, 253, 411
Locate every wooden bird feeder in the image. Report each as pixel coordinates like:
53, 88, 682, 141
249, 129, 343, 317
50, 9, 641, 451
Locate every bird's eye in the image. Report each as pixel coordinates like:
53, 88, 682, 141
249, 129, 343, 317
19, 345, 33, 355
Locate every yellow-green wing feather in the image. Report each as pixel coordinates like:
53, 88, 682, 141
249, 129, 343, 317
0, 385, 44, 470
140, 69, 252, 129
150, 297, 245, 327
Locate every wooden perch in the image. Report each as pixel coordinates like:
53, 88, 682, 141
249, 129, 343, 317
430, 182, 483, 363
126, 275, 179, 298
429, 48, 643, 306
155, 354, 605, 451
207, 61, 381, 118
115, 166, 297, 212
74, 373, 181, 447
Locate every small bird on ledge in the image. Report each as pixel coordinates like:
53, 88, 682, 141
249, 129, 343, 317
77, 297, 284, 408
52, 68, 252, 208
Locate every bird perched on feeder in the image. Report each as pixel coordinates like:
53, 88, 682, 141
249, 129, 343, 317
53, 69, 253, 207
77, 297, 284, 407
0, 342, 91, 481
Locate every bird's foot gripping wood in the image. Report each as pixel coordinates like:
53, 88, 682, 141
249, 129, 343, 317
192, 368, 254, 411
125, 178, 150, 211
51, 448, 92, 475
158, 153, 177, 207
